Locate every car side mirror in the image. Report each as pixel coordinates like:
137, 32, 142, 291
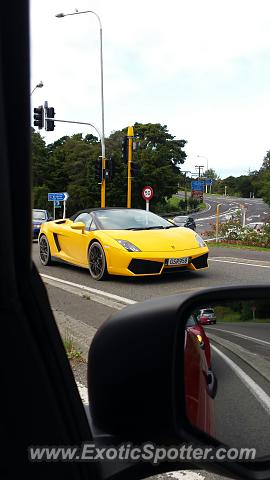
70, 222, 85, 233
88, 285, 270, 480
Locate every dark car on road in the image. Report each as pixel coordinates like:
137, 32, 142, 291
172, 215, 196, 231
32, 209, 51, 240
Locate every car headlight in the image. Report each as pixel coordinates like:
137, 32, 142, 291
195, 233, 206, 248
116, 240, 141, 252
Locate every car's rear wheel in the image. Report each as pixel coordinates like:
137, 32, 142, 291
88, 242, 108, 280
39, 234, 52, 266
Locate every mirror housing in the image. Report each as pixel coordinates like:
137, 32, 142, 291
71, 222, 85, 233
88, 285, 270, 480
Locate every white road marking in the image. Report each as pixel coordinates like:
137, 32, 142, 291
41, 273, 136, 305
209, 258, 270, 269
210, 328, 270, 347
212, 345, 270, 415
165, 472, 205, 479
76, 382, 89, 404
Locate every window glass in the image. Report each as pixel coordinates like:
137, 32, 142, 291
33, 210, 47, 221
95, 209, 173, 230
90, 221, 97, 231
186, 315, 197, 327
74, 212, 92, 230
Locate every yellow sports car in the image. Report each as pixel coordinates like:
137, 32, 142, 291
38, 208, 208, 280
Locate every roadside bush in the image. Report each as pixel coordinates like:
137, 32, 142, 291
205, 218, 270, 247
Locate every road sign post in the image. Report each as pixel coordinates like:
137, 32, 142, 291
142, 186, 153, 211
48, 192, 69, 219
191, 180, 204, 201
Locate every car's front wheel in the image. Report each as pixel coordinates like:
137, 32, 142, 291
88, 242, 108, 281
39, 234, 52, 266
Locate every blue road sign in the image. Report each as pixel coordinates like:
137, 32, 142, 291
48, 192, 69, 202
205, 178, 213, 186
191, 181, 204, 191
54, 201, 61, 208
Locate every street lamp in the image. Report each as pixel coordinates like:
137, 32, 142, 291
55, 9, 106, 207
31, 81, 44, 95
197, 154, 208, 171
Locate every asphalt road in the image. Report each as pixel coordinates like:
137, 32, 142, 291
176, 194, 270, 236
32, 243, 270, 305
203, 323, 270, 458
32, 197, 270, 480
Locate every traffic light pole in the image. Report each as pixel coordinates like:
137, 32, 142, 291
127, 126, 134, 208
44, 117, 106, 207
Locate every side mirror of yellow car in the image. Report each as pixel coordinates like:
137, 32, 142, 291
70, 222, 85, 233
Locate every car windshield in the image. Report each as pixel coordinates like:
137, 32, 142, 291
201, 309, 214, 315
94, 209, 175, 230
33, 210, 46, 221
174, 216, 188, 222
186, 315, 197, 327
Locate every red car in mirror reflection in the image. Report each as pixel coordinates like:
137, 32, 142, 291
184, 330, 215, 436
198, 308, 216, 325
186, 313, 211, 368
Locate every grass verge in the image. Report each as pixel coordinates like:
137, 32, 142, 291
208, 241, 270, 252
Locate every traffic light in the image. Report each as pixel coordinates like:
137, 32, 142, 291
95, 158, 103, 182
46, 107, 55, 131
121, 136, 128, 164
131, 161, 139, 177
33, 106, 44, 129
105, 157, 115, 181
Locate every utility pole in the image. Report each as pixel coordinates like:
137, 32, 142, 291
127, 126, 134, 208
181, 171, 191, 212
195, 165, 204, 179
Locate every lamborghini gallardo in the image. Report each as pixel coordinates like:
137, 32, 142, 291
38, 208, 208, 280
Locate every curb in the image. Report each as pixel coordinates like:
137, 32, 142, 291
54, 309, 97, 361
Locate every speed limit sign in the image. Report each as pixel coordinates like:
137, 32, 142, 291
142, 186, 153, 211
142, 186, 153, 201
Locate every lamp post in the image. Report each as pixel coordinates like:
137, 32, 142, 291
31, 81, 44, 95
56, 10, 106, 207
197, 154, 208, 171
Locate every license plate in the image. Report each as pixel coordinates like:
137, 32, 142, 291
166, 257, 189, 266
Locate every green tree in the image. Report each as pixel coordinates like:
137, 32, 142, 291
257, 151, 270, 206
127, 122, 187, 210
32, 129, 49, 187
32, 184, 51, 211
204, 168, 219, 180
31, 123, 187, 214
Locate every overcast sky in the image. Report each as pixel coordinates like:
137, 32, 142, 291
30, 0, 270, 179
